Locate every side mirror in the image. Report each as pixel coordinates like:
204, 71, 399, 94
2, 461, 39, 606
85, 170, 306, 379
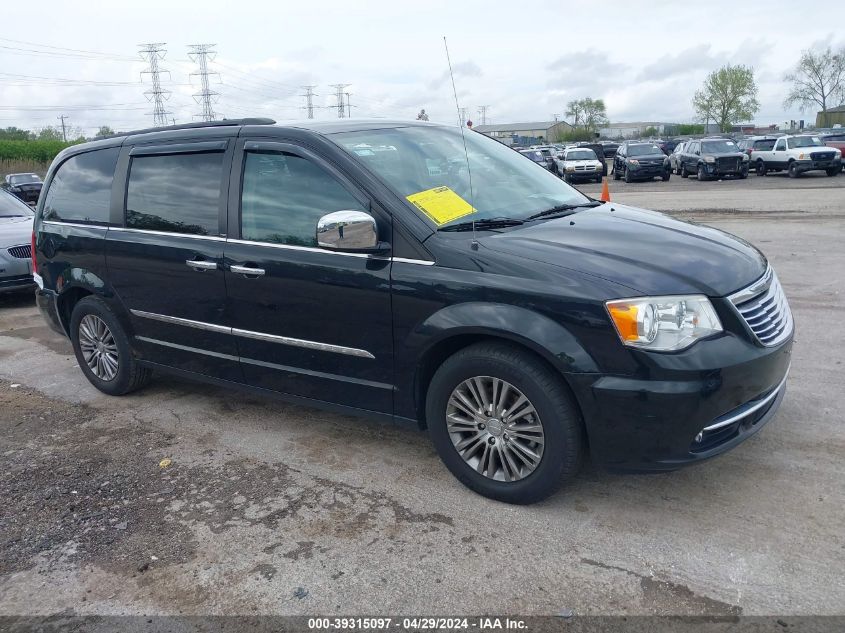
316, 210, 386, 253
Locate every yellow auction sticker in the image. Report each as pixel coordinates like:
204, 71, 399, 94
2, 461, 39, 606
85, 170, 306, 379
406, 186, 475, 226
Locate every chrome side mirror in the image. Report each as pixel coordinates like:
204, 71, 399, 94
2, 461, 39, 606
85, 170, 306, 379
316, 210, 380, 252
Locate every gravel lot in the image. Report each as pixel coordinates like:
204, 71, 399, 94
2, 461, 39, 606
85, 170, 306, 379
1, 175, 843, 617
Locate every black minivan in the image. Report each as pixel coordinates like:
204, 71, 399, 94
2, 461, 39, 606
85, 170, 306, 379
32, 118, 793, 504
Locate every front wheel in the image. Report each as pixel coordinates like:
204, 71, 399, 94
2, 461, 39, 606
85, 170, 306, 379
788, 161, 800, 178
697, 164, 708, 181
826, 167, 839, 177
756, 160, 767, 176
70, 296, 151, 396
680, 164, 689, 178
624, 169, 632, 183
426, 342, 582, 504
662, 171, 671, 181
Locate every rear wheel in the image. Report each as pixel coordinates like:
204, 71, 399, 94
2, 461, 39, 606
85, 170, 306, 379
426, 342, 582, 504
662, 171, 671, 181
70, 297, 151, 396
788, 161, 800, 178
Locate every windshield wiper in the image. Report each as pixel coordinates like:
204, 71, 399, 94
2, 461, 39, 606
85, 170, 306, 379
525, 200, 602, 221
439, 217, 525, 232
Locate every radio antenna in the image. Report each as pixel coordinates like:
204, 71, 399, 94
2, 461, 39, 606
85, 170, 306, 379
443, 36, 478, 248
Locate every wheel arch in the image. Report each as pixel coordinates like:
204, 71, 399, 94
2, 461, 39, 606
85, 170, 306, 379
409, 302, 599, 430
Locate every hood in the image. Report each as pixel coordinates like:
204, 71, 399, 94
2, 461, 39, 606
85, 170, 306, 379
627, 153, 665, 161
0, 215, 34, 245
564, 159, 601, 166
481, 204, 766, 297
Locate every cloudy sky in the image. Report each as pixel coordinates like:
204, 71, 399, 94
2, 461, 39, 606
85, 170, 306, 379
2, 0, 842, 135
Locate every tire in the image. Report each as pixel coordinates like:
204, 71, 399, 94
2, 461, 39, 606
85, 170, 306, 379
595, 175, 602, 184
826, 167, 839, 177
70, 296, 151, 396
680, 165, 688, 178
662, 171, 670, 182
426, 342, 582, 504
756, 160, 767, 176
613, 164, 620, 180
697, 164, 708, 181
624, 168, 632, 183
739, 169, 748, 179
788, 161, 800, 178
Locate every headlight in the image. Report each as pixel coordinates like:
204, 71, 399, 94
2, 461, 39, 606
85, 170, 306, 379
742, 154, 749, 161
628, 159, 639, 165
566, 165, 575, 172
798, 152, 805, 160
606, 295, 723, 351
703, 156, 716, 163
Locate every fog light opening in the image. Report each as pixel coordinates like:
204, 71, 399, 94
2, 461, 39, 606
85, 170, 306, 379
694, 432, 704, 443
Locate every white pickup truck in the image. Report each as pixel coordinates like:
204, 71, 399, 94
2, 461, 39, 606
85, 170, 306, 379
752, 134, 841, 177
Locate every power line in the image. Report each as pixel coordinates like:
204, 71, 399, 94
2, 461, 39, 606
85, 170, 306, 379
330, 84, 351, 118
300, 85, 317, 119
188, 44, 220, 121
139, 43, 172, 127
0, 37, 137, 60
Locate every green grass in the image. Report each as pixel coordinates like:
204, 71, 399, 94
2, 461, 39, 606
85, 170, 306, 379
0, 139, 77, 163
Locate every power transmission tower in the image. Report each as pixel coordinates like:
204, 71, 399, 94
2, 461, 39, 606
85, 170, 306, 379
477, 105, 490, 125
300, 85, 318, 119
57, 115, 68, 141
138, 43, 172, 126
330, 84, 350, 118
458, 107, 468, 125
188, 44, 220, 121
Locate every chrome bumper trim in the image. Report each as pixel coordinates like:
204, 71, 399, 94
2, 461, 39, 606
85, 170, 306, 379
702, 365, 790, 432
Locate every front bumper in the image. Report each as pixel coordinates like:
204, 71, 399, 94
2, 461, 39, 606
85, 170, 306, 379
567, 323, 793, 472
628, 163, 669, 178
0, 252, 34, 293
702, 160, 749, 177
794, 158, 841, 173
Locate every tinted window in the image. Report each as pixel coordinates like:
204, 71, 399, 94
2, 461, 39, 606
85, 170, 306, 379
240, 151, 366, 247
753, 139, 776, 150
9, 174, 41, 185
126, 152, 223, 235
0, 191, 34, 217
702, 140, 738, 153
775, 140, 786, 151
628, 144, 661, 156
42, 148, 119, 223
566, 150, 596, 160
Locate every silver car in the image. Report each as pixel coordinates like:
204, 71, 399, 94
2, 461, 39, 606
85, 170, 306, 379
0, 190, 35, 293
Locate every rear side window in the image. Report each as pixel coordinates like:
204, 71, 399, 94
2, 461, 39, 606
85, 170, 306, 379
240, 150, 366, 247
754, 139, 776, 150
42, 148, 119, 224
126, 152, 223, 236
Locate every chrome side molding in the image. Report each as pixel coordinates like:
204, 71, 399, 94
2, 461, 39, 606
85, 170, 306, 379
702, 365, 790, 432
129, 309, 374, 359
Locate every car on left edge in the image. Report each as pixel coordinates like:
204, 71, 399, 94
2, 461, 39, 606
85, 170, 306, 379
0, 189, 35, 293
2, 173, 43, 207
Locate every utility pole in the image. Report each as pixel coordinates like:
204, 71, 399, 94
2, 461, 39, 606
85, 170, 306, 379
477, 105, 490, 125
330, 84, 350, 118
345, 92, 353, 118
188, 44, 220, 121
458, 107, 468, 126
552, 113, 560, 122
57, 115, 68, 141
300, 85, 317, 119
138, 43, 172, 126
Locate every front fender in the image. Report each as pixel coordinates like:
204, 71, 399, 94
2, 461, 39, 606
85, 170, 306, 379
412, 302, 600, 374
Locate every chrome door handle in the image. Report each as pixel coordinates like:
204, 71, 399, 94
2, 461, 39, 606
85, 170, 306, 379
230, 264, 265, 276
186, 259, 218, 271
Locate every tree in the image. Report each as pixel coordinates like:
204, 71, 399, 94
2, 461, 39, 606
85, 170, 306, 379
642, 126, 659, 137
783, 46, 845, 113
693, 65, 759, 132
36, 126, 64, 141
95, 126, 116, 138
0, 127, 32, 141
565, 97, 609, 132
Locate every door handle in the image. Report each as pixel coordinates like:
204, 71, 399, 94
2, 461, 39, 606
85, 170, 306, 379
230, 264, 265, 277
186, 259, 218, 271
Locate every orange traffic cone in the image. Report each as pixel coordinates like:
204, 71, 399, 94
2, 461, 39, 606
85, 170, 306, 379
600, 177, 611, 202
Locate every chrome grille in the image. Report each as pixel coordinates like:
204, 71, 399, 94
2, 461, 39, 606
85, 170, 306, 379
729, 267, 793, 346
7, 244, 31, 259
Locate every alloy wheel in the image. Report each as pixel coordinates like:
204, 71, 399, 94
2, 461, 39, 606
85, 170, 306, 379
446, 376, 545, 482
78, 314, 119, 381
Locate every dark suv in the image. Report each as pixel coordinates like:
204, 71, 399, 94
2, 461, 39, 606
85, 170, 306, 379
613, 142, 671, 182
678, 138, 749, 180
33, 118, 793, 504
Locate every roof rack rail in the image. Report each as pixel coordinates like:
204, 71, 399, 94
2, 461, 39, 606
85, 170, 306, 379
119, 117, 276, 138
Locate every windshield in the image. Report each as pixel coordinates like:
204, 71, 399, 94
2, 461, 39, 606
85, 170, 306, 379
0, 191, 35, 218
701, 140, 738, 153
9, 174, 40, 185
627, 144, 661, 156
333, 126, 591, 227
520, 150, 544, 162
787, 136, 824, 148
566, 150, 596, 161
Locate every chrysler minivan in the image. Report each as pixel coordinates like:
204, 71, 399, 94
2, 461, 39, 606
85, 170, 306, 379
32, 118, 793, 503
